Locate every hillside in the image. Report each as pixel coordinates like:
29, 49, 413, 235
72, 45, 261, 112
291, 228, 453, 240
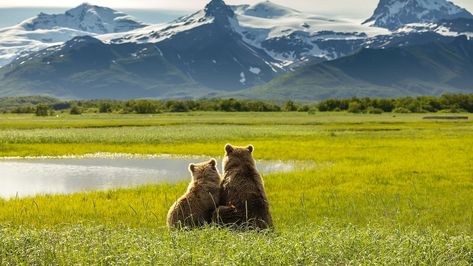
239, 36, 473, 100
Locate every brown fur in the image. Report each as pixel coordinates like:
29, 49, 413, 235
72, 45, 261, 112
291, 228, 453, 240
212, 144, 273, 229
167, 159, 221, 229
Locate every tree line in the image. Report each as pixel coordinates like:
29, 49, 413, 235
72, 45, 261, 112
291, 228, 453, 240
317, 94, 473, 113
1, 94, 472, 116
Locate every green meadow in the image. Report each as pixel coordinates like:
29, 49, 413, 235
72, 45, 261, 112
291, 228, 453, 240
0, 112, 472, 264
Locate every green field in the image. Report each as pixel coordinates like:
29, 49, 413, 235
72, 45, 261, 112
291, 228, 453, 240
1, 112, 473, 264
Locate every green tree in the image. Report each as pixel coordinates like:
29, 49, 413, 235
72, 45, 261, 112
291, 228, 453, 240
70, 105, 82, 115
168, 101, 189, 112
99, 102, 113, 113
35, 104, 50, 116
133, 100, 158, 114
298, 105, 311, 112
220, 99, 242, 112
283, 100, 298, 112
366, 106, 383, 114
348, 101, 362, 113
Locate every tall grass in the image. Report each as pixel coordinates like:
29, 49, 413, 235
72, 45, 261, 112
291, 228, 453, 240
1, 224, 472, 265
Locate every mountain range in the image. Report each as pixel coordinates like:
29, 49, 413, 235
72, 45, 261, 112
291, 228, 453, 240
0, 0, 472, 100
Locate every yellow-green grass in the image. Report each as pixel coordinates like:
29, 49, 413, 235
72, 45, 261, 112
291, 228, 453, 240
0, 112, 472, 264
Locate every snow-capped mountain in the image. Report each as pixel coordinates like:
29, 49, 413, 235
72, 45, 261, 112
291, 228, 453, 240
1, 0, 473, 99
20, 3, 146, 34
364, 0, 473, 30
0, 3, 146, 67
231, 1, 389, 66
105, 0, 390, 67
3, 0, 472, 70
97, 0, 284, 91
0, 0, 283, 98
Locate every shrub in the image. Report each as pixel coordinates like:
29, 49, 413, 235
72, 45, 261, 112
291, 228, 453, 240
99, 103, 113, 113
168, 101, 189, 112
283, 100, 298, 112
70, 105, 82, 115
12, 105, 35, 114
366, 107, 383, 114
132, 100, 159, 114
298, 105, 311, 112
219, 99, 242, 112
35, 104, 50, 116
348, 102, 362, 113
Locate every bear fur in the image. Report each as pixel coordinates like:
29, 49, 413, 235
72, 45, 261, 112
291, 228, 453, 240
212, 144, 273, 229
167, 158, 221, 229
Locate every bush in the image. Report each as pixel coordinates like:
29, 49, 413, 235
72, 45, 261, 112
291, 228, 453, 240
317, 99, 349, 112
366, 107, 383, 114
283, 100, 298, 112
374, 99, 395, 112
348, 102, 363, 113
168, 101, 189, 112
99, 103, 113, 113
35, 104, 50, 116
12, 105, 35, 114
131, 100, 159, 114
70, 105, 82, 115
298, 105, 311, 112
219, 98, 242, 112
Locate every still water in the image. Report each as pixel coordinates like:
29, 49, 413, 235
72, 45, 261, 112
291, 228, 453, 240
0, 154, 294, 198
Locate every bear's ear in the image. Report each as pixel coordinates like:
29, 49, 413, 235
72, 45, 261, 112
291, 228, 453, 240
225, 144, 234, 154
247, 145, 254, 153
209, 158, 217, 168
189, 163, 195, 173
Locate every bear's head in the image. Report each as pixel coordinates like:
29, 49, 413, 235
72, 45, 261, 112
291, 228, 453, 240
223, 144, 255, 171
188, 158, 221, 184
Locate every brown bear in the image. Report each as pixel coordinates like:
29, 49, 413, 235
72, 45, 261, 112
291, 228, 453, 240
167, 158, 221, 229
212, 144, 273, 229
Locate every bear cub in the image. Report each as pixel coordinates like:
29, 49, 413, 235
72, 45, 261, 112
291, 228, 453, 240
213, 144, 273, 229
167, 159, 221, 229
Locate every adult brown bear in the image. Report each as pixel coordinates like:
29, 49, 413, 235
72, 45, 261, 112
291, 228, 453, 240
213, 144, 273, 229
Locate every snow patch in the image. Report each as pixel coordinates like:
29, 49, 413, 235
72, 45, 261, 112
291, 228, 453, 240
249, 67, 261, 74
239, 72, 246, 84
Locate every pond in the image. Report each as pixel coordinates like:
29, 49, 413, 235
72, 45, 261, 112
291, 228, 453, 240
0, 154, 295, 199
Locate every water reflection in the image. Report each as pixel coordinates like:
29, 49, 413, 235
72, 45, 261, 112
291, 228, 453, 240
0, 155, 295, 198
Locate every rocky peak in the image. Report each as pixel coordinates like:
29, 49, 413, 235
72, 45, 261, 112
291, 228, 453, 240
204, 0, 235, 21
364, 0, 473, 30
